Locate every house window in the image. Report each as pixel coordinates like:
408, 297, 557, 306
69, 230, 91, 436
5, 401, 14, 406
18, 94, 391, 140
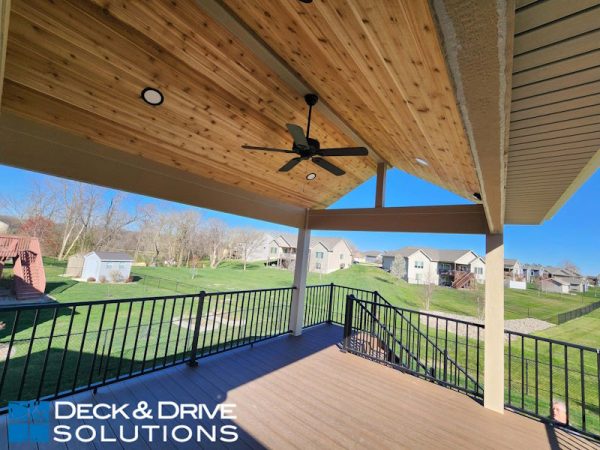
440, 263, 451, 270
340, 254, 344, 260
474, 267, 483, 275
106, 263, 113, 269
414, 260, 424, 269
270, 247, 278, 255
119, 263, 125, 269
316, 262, 322, 270
316, 252, 324, 259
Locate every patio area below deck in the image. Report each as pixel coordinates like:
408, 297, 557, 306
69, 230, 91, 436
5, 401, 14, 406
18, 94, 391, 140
1, 324, 596, 449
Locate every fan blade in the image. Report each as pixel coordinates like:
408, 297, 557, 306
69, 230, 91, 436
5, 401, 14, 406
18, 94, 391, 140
312, 157, 345, 176
318, 147, 369, 157
279, 157, 303, 172
242, 145, 295, 154
286, 124, 309, 149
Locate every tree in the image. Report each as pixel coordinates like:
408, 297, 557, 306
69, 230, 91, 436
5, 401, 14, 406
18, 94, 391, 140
390, 257, 406, 280
201, 219, 232, 269
19, 216, 59, 255
419, 266, 436, 311
233, 228, 265, 270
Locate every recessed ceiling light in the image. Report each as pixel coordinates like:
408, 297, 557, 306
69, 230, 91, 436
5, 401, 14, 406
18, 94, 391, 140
299, 0, 313, 3
415, 157, 429, 166
306, 172, 317, 180
141, 87, 164, 106
472, 192, 482, 201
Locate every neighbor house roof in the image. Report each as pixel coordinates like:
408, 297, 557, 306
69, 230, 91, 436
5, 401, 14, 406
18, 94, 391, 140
504, 259, 518, 268
542, 278, 569, 286
363, 250, 383, 256
384, 247, 476, 263
274, 234, 350, 253
88, 251, 133, 262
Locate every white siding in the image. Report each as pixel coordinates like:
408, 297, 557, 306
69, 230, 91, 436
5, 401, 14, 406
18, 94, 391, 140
470, 258, 486, 283
406, 250, 437, 285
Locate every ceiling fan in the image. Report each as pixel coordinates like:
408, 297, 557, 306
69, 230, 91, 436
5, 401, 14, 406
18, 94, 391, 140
242, 94, 368, 176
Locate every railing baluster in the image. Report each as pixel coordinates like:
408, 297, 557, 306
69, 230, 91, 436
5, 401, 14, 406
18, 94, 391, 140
188, 292, 206, 367
101, 303, 120, 384
117, 302, 133, 378
72, 305, 92, 392
129, 301, 145, 376
580, 348, 585, 431
36, 308, 58, 400
152, 299, 167, 369
17, 309, 40, 400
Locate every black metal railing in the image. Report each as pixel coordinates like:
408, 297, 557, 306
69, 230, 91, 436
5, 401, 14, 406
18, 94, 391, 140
342, 293, 484, 397
0, 287, 294, 411
557, 301, 600, 324
505, 331, 600, 438
1, 283, 599, 439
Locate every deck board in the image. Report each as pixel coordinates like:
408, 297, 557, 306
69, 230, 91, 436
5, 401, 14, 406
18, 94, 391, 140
0, 324, 597, 449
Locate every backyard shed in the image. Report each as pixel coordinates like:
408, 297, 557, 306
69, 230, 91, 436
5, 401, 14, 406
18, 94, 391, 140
81, 251, 133, 282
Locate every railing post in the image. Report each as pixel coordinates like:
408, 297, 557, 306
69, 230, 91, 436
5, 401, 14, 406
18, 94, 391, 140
443, 349, 448, 382
188, 291, 206, 367
327, 283, 334, 324
371, 291, 378, 334
343, 294, 354, 351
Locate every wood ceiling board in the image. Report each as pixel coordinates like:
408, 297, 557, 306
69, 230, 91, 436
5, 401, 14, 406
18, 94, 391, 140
220, 0, 480, 203
514, 6, 600, 55
2, 0, 377, 211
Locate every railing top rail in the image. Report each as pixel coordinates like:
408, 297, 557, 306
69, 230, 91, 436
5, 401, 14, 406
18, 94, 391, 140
0, 286, 296, 311
348, 294, 600, 353
505, 329, 600, 353
347, 295, 485, 329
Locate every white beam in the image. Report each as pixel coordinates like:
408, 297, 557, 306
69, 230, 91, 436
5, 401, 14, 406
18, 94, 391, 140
289, 228, 311, 336
484, 233, 505, 413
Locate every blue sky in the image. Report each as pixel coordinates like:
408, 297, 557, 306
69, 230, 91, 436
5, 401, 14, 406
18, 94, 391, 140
0, 165, 598, 275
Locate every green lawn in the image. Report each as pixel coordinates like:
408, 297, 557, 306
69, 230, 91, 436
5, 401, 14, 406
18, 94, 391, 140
535, 308, 600, 348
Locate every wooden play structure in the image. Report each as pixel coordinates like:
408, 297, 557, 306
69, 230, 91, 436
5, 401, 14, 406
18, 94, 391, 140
0, 235, 46, 300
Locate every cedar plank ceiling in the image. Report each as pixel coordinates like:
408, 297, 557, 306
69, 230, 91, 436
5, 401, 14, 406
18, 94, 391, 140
1, 0, 374, 209
221, 0, 479, 200
506, 0, 600, 224
1, 0, 481, 211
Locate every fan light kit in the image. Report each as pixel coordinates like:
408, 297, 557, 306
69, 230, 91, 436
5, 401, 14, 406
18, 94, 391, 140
415, 157, 429, 166
141, 87, 164, 106
242, 93, 368, 176
306, 173, 317, 180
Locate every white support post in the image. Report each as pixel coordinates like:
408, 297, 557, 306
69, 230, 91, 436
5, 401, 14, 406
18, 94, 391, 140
484, 233, 504, 413
289, 228, 311, 336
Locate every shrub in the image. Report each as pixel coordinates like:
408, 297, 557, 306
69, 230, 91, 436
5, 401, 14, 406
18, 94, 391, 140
110, 270, 124, 283
87, 277, 96, 283
126, 276, 134, 283
99, 276, 107, 283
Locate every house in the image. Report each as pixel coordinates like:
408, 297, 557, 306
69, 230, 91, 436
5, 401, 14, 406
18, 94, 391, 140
522, 263, 545, 283
362, 250, 383, 264
504, 259, 523, 279
267, 234, 352, 274
545, 266, 588, 293
541, 277, 570, 294
382, 247, 485, 288
81, 251, 133, 282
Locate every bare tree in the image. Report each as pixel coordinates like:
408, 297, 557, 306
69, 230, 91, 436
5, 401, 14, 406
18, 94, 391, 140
233, 228, 265, 270
201, 219, 232, 269
93, 194, 138, 251
420, 266, 436, 311
390, 257, 406, 280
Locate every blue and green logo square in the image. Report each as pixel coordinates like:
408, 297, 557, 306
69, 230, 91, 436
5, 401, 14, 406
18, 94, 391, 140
8, 401, 51, 443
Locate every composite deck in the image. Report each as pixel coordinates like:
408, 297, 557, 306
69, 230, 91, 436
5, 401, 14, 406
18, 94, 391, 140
1, 324, 597, 449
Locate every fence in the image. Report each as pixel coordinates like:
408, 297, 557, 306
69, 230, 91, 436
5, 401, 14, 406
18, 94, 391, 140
557, 301, 600, 324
